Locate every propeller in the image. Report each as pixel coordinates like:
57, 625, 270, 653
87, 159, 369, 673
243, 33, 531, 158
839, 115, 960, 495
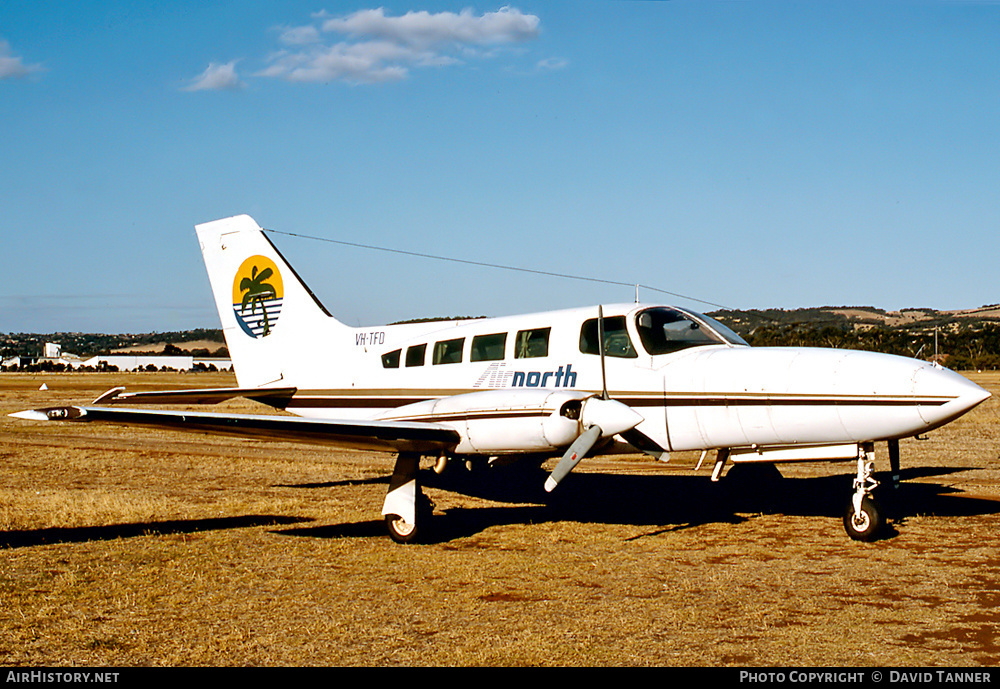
545, 424, 602, 492
546, 305, 644, 492
544, 395, 643, 493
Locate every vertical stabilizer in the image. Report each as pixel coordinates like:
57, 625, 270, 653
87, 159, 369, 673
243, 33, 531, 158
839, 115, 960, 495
195, 215, 344, 388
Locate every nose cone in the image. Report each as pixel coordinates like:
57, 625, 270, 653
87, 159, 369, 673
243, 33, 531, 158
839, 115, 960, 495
914, 363, 991, 430
668, 346, 990, 447
827, 351, 991, 438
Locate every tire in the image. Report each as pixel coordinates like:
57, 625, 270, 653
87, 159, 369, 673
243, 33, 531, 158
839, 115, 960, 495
843, 496, 883, 542
385, 513, 420, 544
384, 493, 434, 544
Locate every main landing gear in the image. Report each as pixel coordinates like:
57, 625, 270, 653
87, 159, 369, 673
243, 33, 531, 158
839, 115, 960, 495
843, 440, 899, 542
382, 452, 434, 544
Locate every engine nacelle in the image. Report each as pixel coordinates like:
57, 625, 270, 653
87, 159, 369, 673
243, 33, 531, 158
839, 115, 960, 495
377, 389, 594, 455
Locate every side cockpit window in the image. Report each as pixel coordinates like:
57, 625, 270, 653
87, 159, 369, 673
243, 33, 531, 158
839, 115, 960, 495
635, 307, 745, 355
579, 316, 637, 358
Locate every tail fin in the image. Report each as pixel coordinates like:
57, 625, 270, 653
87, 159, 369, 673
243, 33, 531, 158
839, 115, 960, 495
196, 215, 345, 388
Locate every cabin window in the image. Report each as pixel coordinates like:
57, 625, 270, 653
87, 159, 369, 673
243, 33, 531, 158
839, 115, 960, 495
635, 307, 744, 355
471, 332, 506, 362
382, 349, 401, 368
433, 338, 465, 365
405, 344, 427, 367
579, 316, 638, 358
514, 327, 550, 359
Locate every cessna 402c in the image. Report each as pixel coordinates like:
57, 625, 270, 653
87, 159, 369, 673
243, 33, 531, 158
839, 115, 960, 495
12, 215, 991, 543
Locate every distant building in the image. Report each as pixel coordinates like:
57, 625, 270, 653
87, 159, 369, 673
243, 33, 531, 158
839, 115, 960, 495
79, 355, 232, 372
2, 341, 232, 372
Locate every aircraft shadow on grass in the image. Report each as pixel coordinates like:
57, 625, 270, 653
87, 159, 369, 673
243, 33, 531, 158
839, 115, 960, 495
0, 515, 310, 550
276, 464, 1000, 545
3, 467, 995, 548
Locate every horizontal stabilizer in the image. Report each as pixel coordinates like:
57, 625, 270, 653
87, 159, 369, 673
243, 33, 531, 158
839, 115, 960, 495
9, 406, 460, 455
96, 386, 298, 408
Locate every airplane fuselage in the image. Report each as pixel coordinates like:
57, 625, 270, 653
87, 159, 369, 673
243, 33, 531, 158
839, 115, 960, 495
250, 300, 988, 460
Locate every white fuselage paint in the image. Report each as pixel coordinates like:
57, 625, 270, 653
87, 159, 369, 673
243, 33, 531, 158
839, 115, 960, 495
250, 304, 987, 456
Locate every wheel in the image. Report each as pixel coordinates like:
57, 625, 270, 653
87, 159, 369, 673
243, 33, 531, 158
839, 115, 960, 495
384, 493, 434, 544
385, 513, 420, 544
843, 496, 883, 542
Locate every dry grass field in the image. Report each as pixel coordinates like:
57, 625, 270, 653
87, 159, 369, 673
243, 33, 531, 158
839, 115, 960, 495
1, 371, 998, 667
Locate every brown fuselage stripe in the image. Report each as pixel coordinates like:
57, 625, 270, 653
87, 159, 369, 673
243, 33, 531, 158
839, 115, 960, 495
284, 394, 954, 411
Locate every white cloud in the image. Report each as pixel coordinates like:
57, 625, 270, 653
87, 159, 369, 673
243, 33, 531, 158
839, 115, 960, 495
321, 7, 541, 48
183, 61, 244, 91
260, 6, 542, 85
537, 57, 569, 71
0, 40, 44, 80
260, 42, 412, 84
277, 24, 321, 46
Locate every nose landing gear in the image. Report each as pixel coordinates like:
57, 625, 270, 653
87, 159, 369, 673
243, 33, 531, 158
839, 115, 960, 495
844, 442, 886, 541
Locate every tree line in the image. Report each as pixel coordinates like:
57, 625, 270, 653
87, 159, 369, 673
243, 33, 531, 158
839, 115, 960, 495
712, 313, 1000, 371
0, 329, 227, 359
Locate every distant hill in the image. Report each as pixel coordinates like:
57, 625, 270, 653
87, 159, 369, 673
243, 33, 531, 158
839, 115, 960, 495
709, 304, 1000, 334
0, 329, 227, 359
708, 305, 1000, 369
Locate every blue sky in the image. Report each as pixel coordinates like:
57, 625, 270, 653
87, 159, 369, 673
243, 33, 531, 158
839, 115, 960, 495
2, 1, 998, 333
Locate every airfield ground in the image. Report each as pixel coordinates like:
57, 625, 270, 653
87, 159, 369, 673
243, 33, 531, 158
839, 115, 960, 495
1, 371, 998, 667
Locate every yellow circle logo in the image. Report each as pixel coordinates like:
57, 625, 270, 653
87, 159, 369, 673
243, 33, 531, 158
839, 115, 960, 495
232, 256, 284, 338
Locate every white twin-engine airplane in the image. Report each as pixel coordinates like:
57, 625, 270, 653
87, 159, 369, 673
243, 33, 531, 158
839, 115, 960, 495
12, 215, 991, 543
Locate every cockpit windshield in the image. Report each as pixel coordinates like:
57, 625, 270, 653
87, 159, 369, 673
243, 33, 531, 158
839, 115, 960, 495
635, 307, 748, 355
692, 310, 750, 347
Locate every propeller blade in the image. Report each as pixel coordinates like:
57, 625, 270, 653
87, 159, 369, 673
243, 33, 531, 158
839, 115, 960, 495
545, 424, 602, 492
580, 396, 643, 436
598, 305, 609, 400
620, 427, 666, 456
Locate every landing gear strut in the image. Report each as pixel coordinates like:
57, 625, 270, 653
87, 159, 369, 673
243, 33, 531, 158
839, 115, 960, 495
382, 452, 432, 544
844, 442, 884, 541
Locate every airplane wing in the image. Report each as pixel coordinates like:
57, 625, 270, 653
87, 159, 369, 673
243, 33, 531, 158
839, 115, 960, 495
9, 405, 461, 455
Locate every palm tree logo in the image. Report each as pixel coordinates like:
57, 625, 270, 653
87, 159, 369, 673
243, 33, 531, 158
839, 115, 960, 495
240, 265, 276, 336
232, 256, 284, 338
